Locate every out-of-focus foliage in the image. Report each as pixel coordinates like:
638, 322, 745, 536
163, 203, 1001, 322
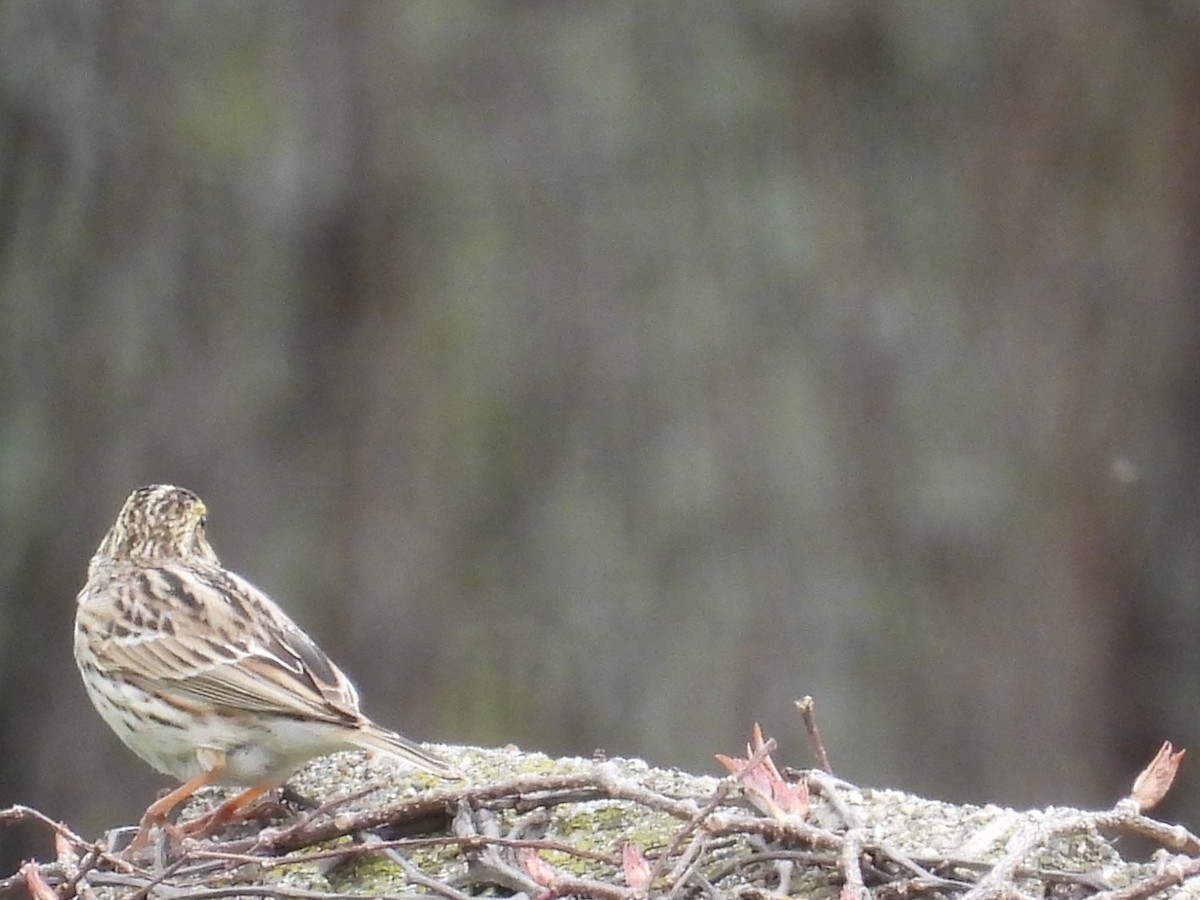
3, 0, 1200, 872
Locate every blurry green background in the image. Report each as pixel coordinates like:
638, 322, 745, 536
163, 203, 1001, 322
4, 0, 1200, 872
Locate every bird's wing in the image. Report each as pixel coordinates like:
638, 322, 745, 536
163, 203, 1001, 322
83, 563, 365, 726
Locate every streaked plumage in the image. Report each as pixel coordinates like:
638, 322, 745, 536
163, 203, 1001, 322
74, 485, 453, 847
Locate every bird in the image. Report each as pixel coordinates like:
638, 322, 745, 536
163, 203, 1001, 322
73, 484, 456, 850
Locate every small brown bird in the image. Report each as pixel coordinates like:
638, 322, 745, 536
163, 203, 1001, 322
74, 485, 454, 849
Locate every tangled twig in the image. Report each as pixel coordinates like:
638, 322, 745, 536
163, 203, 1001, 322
5, 733, 1200, 900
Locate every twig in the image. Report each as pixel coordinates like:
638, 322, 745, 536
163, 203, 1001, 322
1088, 803, 1200, 854
0, 806, 94, 852
1089, 855, 1200, 900
647, 737, 777, 890
804, 769, 862, 828
839, 828, 868, 900
84, 873, 428, 900
662, 831, 709, 900
13, 748, 1200, 900
123, 852, 193, 900
795, 697, 833, 774
359, 834, 474, 900
705, 848, 837, 885
958, 802, 1200, 900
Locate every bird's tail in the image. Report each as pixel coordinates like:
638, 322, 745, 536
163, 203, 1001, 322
350, 723, 460, 779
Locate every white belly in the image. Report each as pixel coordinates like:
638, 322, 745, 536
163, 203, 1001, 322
80, 672, 347, 785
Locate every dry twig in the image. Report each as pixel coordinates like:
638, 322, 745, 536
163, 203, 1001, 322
6, 734, 1200, 900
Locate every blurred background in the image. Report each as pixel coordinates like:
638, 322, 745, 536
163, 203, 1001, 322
4, 0, 1200, 873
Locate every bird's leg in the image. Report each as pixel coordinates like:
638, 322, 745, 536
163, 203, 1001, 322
127, 767, 223, 852
177, 782, 278, 839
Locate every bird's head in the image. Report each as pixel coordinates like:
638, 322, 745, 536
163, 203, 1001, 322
96, 484, 219, 565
